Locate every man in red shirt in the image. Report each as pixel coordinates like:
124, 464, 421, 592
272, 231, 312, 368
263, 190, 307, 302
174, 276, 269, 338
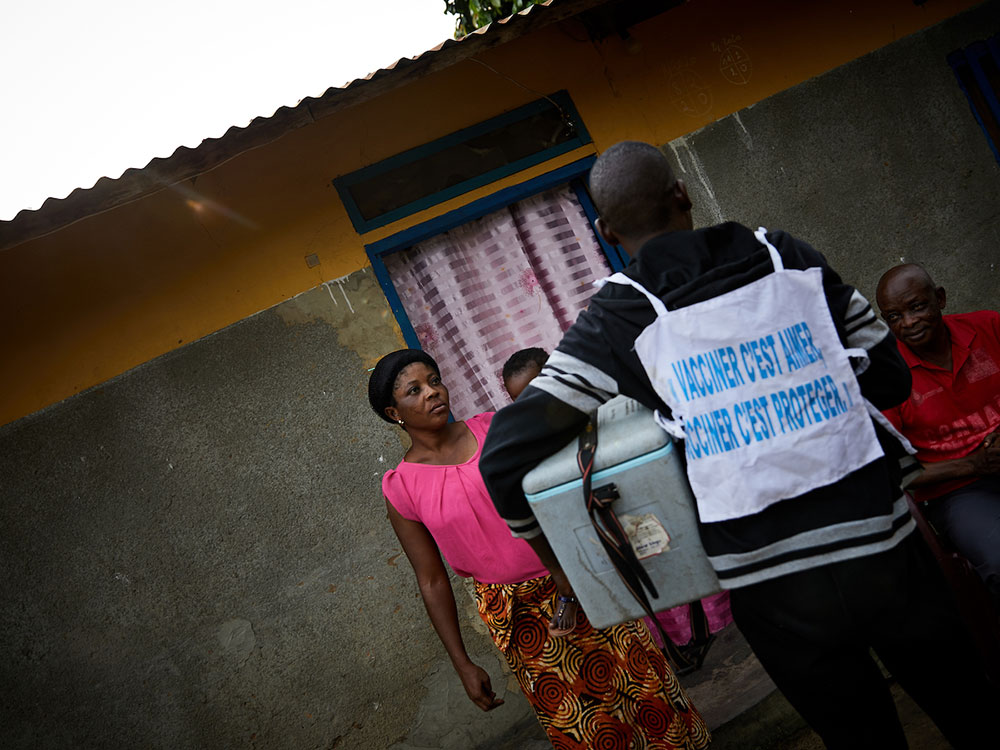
877, 263, 1000, 607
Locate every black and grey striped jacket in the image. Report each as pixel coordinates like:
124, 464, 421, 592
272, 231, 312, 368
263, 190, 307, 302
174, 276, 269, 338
480, 222, 916, 589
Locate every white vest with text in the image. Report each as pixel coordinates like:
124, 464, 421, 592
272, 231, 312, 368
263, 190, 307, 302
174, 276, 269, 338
601, 228, 885, 523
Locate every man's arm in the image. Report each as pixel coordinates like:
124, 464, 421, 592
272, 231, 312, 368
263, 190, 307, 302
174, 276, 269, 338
843, 291, 911, 409
906, 429, 1000, 488
480, 369, 597, 537
479, 384, 590, 597
784, 235, 912, 409
480, 344, 620, 587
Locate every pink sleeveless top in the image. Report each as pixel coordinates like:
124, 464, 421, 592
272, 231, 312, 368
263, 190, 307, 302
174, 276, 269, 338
382, 412, 548, 585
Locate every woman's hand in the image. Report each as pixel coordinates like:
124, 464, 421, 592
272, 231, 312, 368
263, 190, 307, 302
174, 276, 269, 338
455, 661, 504, 711
522, 533, 581, 636
386, 501, 504, 712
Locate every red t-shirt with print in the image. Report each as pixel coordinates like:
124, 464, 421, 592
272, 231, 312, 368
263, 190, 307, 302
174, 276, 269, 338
883, 310, 1000, 502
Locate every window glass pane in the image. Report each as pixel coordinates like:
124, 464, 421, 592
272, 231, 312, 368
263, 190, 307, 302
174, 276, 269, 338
335, 92, 591, 231
350, 109, 577, 221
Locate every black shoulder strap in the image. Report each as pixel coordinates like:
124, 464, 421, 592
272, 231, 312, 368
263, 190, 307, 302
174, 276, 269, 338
577, 418, 707, 675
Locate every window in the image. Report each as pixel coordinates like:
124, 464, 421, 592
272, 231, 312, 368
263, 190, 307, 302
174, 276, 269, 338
335, 91, 591, 233
366, 157, 625, 419
949, 35, 1000, 164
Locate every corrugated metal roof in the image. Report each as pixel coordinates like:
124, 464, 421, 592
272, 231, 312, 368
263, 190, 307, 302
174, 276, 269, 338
0, 0, 614, 250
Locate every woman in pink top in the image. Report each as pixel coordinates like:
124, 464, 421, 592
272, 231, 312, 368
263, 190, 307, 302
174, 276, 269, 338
369, 349, 709, 749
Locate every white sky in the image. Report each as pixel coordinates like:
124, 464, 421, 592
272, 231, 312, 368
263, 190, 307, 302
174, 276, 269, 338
0, 0, 457, 221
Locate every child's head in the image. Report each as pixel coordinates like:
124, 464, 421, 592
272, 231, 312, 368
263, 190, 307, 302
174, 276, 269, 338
502, 348, 549, 400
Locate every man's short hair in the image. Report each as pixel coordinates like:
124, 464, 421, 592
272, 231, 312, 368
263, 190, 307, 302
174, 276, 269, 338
589, 141, 677, 238
875, 263, 937, 306
502, 348, 548, 381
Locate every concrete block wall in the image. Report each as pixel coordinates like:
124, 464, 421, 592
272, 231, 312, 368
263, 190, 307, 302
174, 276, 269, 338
2, 4, 998, 748
668, 0, 999, 314
0, 270, 541, 749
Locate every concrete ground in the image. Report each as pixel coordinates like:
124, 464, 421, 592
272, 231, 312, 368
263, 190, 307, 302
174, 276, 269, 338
679, 622, 950, 750
709, 679, 949, 750
478, 621, 951, 749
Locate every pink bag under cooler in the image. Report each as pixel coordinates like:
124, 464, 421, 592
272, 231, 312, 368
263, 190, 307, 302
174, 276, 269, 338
645, 591, 733, 647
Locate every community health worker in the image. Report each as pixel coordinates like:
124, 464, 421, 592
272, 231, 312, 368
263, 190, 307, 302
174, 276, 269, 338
479, 141, 997, 749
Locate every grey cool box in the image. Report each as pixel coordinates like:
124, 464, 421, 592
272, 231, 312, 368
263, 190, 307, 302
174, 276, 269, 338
522, 396, 722, 629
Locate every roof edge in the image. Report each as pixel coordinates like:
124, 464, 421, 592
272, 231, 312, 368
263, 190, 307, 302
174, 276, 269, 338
1, 0, 613, 251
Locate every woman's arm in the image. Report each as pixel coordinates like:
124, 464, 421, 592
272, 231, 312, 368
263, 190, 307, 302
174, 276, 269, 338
386, 499, 503, 712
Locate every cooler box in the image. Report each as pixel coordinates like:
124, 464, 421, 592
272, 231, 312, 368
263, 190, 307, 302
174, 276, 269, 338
522, 397, 722, 629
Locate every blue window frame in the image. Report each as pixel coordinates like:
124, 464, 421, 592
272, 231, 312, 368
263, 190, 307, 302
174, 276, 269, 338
335, 91, 592, 233
948, 35, 1000, 164
365, 155, 626, 350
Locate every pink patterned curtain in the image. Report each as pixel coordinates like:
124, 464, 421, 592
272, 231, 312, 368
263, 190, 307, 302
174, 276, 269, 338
384, 184, 612, 420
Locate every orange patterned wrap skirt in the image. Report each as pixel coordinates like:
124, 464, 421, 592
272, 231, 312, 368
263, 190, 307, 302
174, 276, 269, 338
474, 575, 711, 750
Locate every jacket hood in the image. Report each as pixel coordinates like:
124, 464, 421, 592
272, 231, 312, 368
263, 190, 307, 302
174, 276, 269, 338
596, 222, 777, 317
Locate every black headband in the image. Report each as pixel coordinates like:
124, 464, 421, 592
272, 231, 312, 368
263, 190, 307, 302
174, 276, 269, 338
367, 349, 440, 422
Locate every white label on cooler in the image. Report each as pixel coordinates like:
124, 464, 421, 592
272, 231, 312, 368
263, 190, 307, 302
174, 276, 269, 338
621, 513, 672, 559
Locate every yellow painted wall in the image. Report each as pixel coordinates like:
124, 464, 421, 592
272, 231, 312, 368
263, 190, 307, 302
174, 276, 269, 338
0, 0, 979, 426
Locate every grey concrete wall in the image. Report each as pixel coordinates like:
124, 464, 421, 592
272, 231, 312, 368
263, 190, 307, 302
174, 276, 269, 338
4, 5, 999, 750
667, 0, 999, 314
0, 268, 544, 750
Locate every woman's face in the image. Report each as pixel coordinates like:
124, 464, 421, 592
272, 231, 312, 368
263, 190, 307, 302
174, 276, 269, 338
386, 362, 450, 428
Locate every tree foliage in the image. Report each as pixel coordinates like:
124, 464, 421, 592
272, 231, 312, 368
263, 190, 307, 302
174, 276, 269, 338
443, 0, 547, 38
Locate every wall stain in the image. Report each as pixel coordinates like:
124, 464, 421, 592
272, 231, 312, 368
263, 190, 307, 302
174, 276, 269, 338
272, 267, 405, 369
